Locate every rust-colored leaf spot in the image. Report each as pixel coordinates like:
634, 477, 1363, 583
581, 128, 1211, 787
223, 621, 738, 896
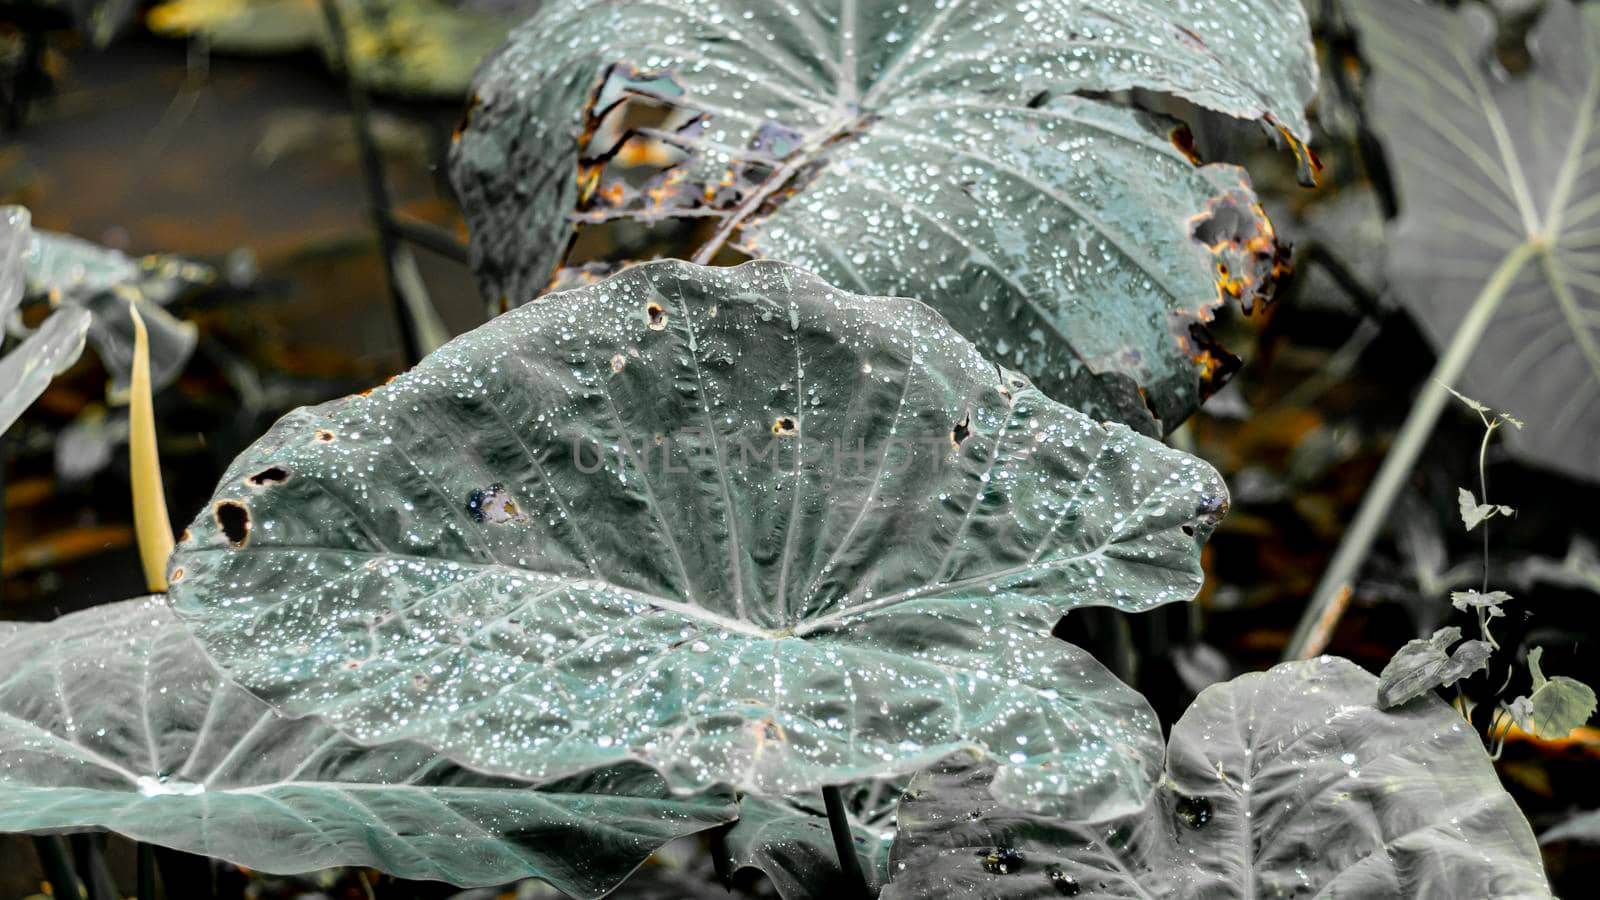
315, 430, 336, 443
772, 415, 798, 436
247, 466, 290, 487
611, 353, 627, 372
214, 500, 251, 547
169, 566, 184, 583
1266, 114, 1323, 187
1170, 123, 1203, 166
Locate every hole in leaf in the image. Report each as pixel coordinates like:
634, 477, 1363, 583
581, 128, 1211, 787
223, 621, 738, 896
468, 484, 529, 523
1181, 524, 1196, 537
772, 415, 797, 436
248, 466, 290, 487
1047, 869, 1080, 896
646, 302, 667, 330
214, 501, 251, 547
1175, 794, 1213, 829
951, 413, 972, 446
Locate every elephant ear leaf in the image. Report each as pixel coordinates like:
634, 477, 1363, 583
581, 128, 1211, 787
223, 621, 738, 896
451, 0, 1319, 434
885, 657, 1553, 899
0, 598, 736, 899
0, 207, 92, 437
1349, 0, 1600, 482
170, 260, 1227, 820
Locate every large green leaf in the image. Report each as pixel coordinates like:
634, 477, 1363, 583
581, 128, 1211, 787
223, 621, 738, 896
0, 597, 735, 897
170, 260, 1225, 819
1348, 0, 1600, 482
885, 657, 1552, 899
450, 0, 1318, 434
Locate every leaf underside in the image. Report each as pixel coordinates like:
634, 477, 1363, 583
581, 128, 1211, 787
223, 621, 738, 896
1351, 0, 1600, 482
0, 598, 735, 898
885, 657, 1552, 899
171, 260, 1225, 819
450, 0, 1319, 434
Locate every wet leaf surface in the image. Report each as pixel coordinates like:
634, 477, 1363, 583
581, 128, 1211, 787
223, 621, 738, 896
885, 657, 1552, 899
1349, 0, 1600, 482
0, 597, 737, 898
451, 0, 1319, 433
170, 260, 1227, 819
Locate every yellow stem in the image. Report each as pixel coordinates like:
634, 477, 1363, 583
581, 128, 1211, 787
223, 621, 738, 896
127, 299, 174, 591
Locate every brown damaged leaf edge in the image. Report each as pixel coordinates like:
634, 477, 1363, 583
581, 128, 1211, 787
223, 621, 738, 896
1179, 186, 1292, 398
566, 63, 873, 269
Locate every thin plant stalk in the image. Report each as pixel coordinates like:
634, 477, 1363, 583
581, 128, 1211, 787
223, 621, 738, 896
317, 0, 432, 365
1287, 241, 1538, 661
128, 300, 175, 592
137, 842, 157, 900
32, 836, 84, 900
821, 784, 869, 898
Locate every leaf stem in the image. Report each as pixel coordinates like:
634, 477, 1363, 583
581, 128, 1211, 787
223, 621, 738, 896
137, 843, 156, 900
128, 300, 175, 592
1286, 241, 1538, 661
32, 836, 83, 900
821, 784, 870, 897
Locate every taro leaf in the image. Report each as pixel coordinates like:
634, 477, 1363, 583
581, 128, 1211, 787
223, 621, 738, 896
1349, 0, 1600, 482
715, 794, 893, 898
450, 0, 1319, 435
1523, 646, 1598, 738
884, 657, 1553, 899
1, 208, 94, 437
0, 307, 92, 436
0, 597, 736, 897
1376, 626, 1491, 709
1, 207, 25, 322
169, 260, 1227, 819
147, 0, 537, 98
1515, 537, 1600, 595
23, 227, 211, 401
1541, 809, 1600, 846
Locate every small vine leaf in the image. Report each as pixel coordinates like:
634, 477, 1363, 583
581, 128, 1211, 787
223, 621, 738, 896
714, 794, 893, 898
1525, 647, 1598, 738
1444, 384, 1491, 415
1457, 487, 1498, 531
170, 260, 1227, 819
0, 598, 736, 897
1451, 589, 1512, 611
451, 0, 1319, 434
885, 657, 1553, 899
1376, 626, 1490, 709
1510, 696, 1536, 734
1350, 0, 1600, 482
